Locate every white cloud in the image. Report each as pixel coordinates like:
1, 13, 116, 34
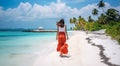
0, 1, 81, 22
79, 3, 97, 20
0, 1, 120, 22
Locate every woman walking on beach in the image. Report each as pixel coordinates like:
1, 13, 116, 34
56, 19, 69, 57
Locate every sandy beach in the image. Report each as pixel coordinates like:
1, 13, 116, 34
33, 30, 120, 66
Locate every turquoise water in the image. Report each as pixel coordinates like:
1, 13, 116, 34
0, 31, 72, 66
0, 31, 57, 66
0, 31, 56, 54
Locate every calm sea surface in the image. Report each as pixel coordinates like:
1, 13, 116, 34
0, 31, 72, 66
0, 31, 57, 66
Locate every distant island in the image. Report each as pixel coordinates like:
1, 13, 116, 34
0, 27, 57, 32
23, 26, 57, 32
23, 30, 57, 32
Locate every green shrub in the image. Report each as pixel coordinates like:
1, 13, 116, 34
84, 22, 102, 31
106, 22, 120, 44
101, 24, 108, 29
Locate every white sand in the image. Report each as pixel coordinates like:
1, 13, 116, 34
89, 30, 120, 65
33, 30, 120, 66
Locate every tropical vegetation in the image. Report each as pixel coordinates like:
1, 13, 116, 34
69, 0, 120, 44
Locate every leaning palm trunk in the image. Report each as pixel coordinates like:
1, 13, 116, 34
102, 7, 105, 13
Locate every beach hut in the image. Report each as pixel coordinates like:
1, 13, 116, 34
38, 27, 44, 30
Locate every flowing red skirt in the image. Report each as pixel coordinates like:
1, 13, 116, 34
57, 32, 68, 54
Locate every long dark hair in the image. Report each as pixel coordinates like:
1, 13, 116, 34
59, 19, 64, 27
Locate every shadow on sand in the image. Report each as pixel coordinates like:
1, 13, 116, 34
60, 55, 71, 58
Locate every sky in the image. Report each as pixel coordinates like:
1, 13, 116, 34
0, 0, 120, 29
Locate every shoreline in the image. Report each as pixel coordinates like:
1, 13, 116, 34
33, 30, 120, 66
86, 37, 120, 66
22, 30, 57, 32
33, 31, 107, 66
86, 30, 120, 66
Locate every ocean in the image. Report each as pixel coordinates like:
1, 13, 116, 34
0, 31, 57, 66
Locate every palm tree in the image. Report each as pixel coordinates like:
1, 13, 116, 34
69, 17, 77, 27
70, 17, 77, 24
97, 0, 105, 13
118, 15, 120, 21
72, 17, 77, 26
73, 17, 77, 24
92, 8, 99, 18
70, 18, 73, 24
88, 16, 94, 22
98, 13, 107, 24
106, 8, 119, 21
78, 16, 86, 30
79, 16, 82, 19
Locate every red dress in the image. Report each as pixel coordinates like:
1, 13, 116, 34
57, 32, 68, 54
